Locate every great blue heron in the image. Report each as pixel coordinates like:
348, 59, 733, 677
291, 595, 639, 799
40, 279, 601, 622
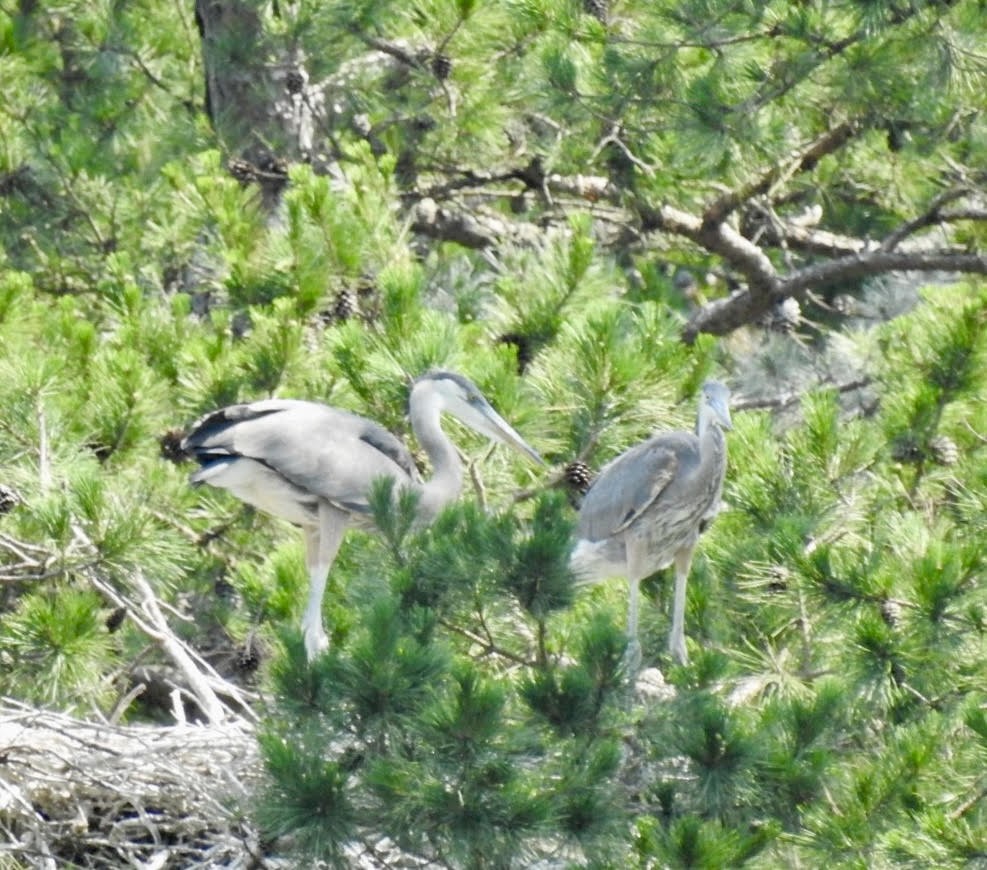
182, 371, 542, 660
570, 382, 731, 668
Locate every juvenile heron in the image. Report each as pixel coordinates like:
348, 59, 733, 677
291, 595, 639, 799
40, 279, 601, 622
182, 371, 542, 660
570, 382, 731, 668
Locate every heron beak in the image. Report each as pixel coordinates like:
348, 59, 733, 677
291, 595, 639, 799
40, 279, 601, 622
477, 404, 545, 465
716, 400, 733, 431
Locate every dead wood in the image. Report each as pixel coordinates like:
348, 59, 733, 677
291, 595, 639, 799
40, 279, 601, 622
0, 699, 262, 869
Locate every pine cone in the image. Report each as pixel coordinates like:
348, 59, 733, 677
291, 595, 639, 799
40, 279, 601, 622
235, 634, 262, 673
880, 599, 903, 629
891, 434, 923, 464
929, 435, 959, 466
497, 332, 535, 374
320, 287, 364, 326
228, 154, 288, 184
285, 69, 305, 95
583, 0, 609, 23
355, 275, 382, 323
0, 484, 22, 515
214, 577, 237, 600
763, 297, 801, 333
564, 460, 594, 494
333, 288, 358, 322
227, 157, 258, 183
431, 53, 452, 81
158, 428, 189, 464
766, 565, 790, 592
256, 152, 288, 177
105, 606, 127, 633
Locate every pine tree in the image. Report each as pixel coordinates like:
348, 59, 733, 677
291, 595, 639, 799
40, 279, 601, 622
1, 0, 986, 865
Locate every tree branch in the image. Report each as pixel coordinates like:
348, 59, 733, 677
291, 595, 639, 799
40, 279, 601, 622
640, 202, 780, 295
782, 249, 987, 296
752, 221, 869, 258
731, 377, 872, 412
410, 196, 541, 249
87, 570, 257, 725
683, 249, 987, 341
703, 121, 859, 225
349, 31, 427, 71
879, 187, 973, 251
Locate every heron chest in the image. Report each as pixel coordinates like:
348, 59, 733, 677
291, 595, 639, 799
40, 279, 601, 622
625, 461, 723, 558
205, 456, 321, 527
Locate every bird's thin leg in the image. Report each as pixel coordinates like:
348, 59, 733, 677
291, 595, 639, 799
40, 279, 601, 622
300, 504, 348, 662
625, 577, 643, 677
668, 545, 694, 665
624, 537, 646, 677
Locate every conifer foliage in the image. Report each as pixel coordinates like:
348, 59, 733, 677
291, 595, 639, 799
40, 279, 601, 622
1, 0, 986, 866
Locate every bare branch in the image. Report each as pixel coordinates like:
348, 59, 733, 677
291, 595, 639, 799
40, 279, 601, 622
546, 173, 618, 202
940, 207, 987, 223
87, 571, 257, 725
683, 248, 987, 341
732, 377, 871, 412
880, 187, 974, 251
757, 202, 984, 259
350, 31, 427, 71
782, 249, 987, 297
752, 222, 869, 258
703, 121, 859, 225
414, 167, 523, 200
640, 202, 780, 294
410, 196, 541, 249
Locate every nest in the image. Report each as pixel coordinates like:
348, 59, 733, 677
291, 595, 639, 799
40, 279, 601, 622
0, 700, 263, 868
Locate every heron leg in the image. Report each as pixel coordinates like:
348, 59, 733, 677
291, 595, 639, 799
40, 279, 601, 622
624, 538, 647, 678
301, 504, 348, 662
668, 546, 694, 665
624, 577, 643, 677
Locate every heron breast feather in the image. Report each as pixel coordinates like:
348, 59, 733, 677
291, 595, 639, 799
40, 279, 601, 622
192, 456, 319, 526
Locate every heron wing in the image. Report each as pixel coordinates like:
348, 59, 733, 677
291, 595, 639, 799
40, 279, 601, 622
183, 399, 420, 514
577, 432, 701, 541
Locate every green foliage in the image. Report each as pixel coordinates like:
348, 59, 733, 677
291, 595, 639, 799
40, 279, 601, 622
257, 729, 356, 863
1, 0, 986, 865
520, 611, 625, 736
500, 490, 575, 621
0, 586, 115, 709
635, 814, 774, 869
258, 495, 630, 864
331, 595, 449, 740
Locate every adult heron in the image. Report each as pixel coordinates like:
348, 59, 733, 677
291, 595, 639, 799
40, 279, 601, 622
570, 381, 731, 668
182, 371, 542, 660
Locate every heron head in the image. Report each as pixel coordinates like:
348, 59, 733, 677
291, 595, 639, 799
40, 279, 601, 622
700, 381, 732, 432
412, 371, 544, 464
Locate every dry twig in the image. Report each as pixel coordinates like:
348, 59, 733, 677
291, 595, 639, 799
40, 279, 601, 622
0, 699, 260, 869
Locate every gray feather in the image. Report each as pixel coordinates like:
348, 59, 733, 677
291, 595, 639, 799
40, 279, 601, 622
183, 399, 420, 515
577, 432, 702, 542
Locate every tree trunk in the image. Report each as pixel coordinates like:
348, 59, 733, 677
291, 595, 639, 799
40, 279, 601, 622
194, 0, 321, 213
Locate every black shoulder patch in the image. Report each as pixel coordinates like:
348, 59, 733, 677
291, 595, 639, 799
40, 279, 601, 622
182, 404, 283, 450
359, 423, 420, 481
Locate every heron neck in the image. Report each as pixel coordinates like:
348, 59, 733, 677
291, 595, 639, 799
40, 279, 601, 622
413, 406, 464, 517
698, 421, 727, 500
